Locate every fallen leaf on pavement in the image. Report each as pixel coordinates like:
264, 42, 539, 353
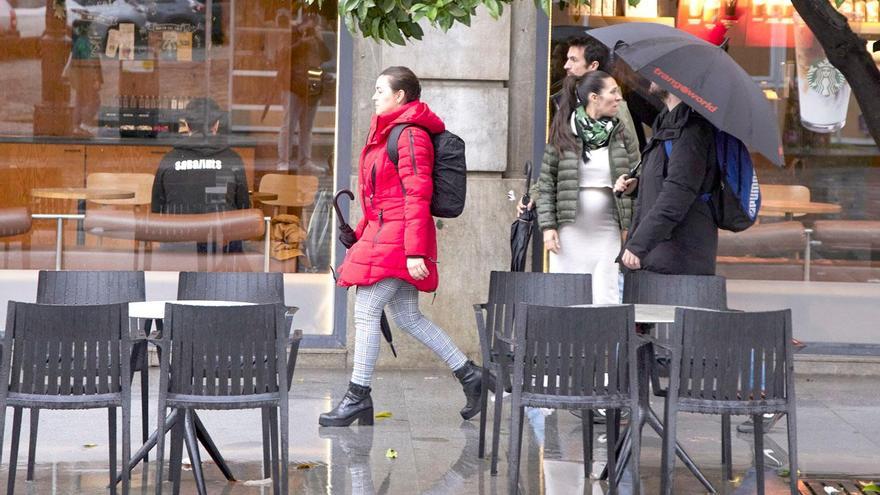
242, 479, 273, 486
385, 449, 398, 459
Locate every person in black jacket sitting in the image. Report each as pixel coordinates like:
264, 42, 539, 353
151, 98, 250, 253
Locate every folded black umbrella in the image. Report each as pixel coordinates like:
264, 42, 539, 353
334, 189, 397, 357
510, 161, 536, 272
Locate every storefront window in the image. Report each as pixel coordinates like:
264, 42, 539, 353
0, 0, 340, 335
549, 2, 880, 285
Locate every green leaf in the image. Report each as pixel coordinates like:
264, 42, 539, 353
409, 22, 425, 38
342, 0, 359, 13
460, 12, 471, 25
371, 16, 382, 38
427, 5, 439, 20
447, 4, 466, 16
484, 0, 501, 18
357, 1, 369, 19
834, 0, 845, 8
438, 13, 454, 30
628, 0, 640, 7
862, 483, 880, 493
386, 19, 407, 45
380, 0, 395, 13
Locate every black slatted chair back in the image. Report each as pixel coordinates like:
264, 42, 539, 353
506, 303, 641, 492
163, 303, 287, 397
622, 271, 727, 310
177, 272, 285, 304
623, 271, 727, 352
674, 308, 793, 405
3, 302, 131, 396
662, 308, 798, 494
37, 270, 146, 305
485, 271, 592, 353
513, 304, 636, 402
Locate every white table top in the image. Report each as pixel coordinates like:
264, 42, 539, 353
571, 303, 705, 324
128, 300, 256, 320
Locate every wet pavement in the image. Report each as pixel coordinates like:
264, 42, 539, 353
1, 369, 878, 494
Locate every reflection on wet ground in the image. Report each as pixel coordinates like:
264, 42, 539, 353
1, 369, 878, 493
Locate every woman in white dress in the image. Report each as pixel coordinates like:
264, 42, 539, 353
534, 71, 641, 303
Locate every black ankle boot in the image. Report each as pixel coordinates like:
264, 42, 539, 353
454, 361, 483, 420
319, 382, 374, 427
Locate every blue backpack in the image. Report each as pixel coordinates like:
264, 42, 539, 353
664, 131, 761, 233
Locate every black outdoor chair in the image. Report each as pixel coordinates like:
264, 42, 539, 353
0, 302, 132, 494
661, 308, 798, 495
29, 270, 147, 480
473, 271, 592, 475
621, 271, 733, 475
154, 303, 299, 495
506, 304, 640, 495
176, 271, 299, 481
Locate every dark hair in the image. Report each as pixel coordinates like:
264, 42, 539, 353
184, 97, 225, 136
379, 66, 421, 103
567, 36, 611, 72
548, 71, 614, 153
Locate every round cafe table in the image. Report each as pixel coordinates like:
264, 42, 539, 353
120, 300, 256, 485
128, 299, 256, 320
30, 187, 136, 201
759, 200, 842, 220
31, 187, 136, 245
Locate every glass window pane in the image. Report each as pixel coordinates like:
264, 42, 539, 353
0, 0, 340, 336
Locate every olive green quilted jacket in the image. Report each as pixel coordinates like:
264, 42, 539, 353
535, 106, 640, 232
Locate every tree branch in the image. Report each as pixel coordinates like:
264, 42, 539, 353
792, 0, 880, 147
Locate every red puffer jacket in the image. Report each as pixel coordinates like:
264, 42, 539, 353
336, 101, 445, 292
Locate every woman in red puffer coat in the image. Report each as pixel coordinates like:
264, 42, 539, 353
319, 67, 482, 427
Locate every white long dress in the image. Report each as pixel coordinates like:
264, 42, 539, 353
548, 146, 622, 304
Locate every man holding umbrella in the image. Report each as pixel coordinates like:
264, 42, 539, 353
614, 82, 719, 275
596, 23, 784, 275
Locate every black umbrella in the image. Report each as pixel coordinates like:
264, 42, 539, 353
588, 22, 783, 166
510, 161, 536, 272
333, 189, 397, 357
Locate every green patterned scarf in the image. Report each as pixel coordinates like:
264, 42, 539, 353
572, 106, 615, 160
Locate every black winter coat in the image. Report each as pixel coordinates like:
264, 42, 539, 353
623, 104, 718, 275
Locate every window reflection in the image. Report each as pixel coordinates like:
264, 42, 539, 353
0, 0, 340, 333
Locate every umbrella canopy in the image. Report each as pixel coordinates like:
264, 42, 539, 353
333, 189, 397, 357
510, 161, 536, 272
588, 22, 783, 166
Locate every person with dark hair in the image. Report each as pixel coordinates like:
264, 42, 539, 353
150, 98, 250, 252
552, 34, 661, 149
535, 71, 640, 304
614, 82, 719, 275
319, 66, 482, 427
564, 36, 610, 76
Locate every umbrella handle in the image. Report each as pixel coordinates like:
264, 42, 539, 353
333, 189, 354, 225
523, 160, 533, 192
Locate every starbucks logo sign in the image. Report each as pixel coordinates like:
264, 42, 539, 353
807, 59, 846, 97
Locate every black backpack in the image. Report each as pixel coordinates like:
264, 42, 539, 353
386, 124, 467, 218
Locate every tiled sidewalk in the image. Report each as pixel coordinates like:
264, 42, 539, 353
2, 369, 878, 493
